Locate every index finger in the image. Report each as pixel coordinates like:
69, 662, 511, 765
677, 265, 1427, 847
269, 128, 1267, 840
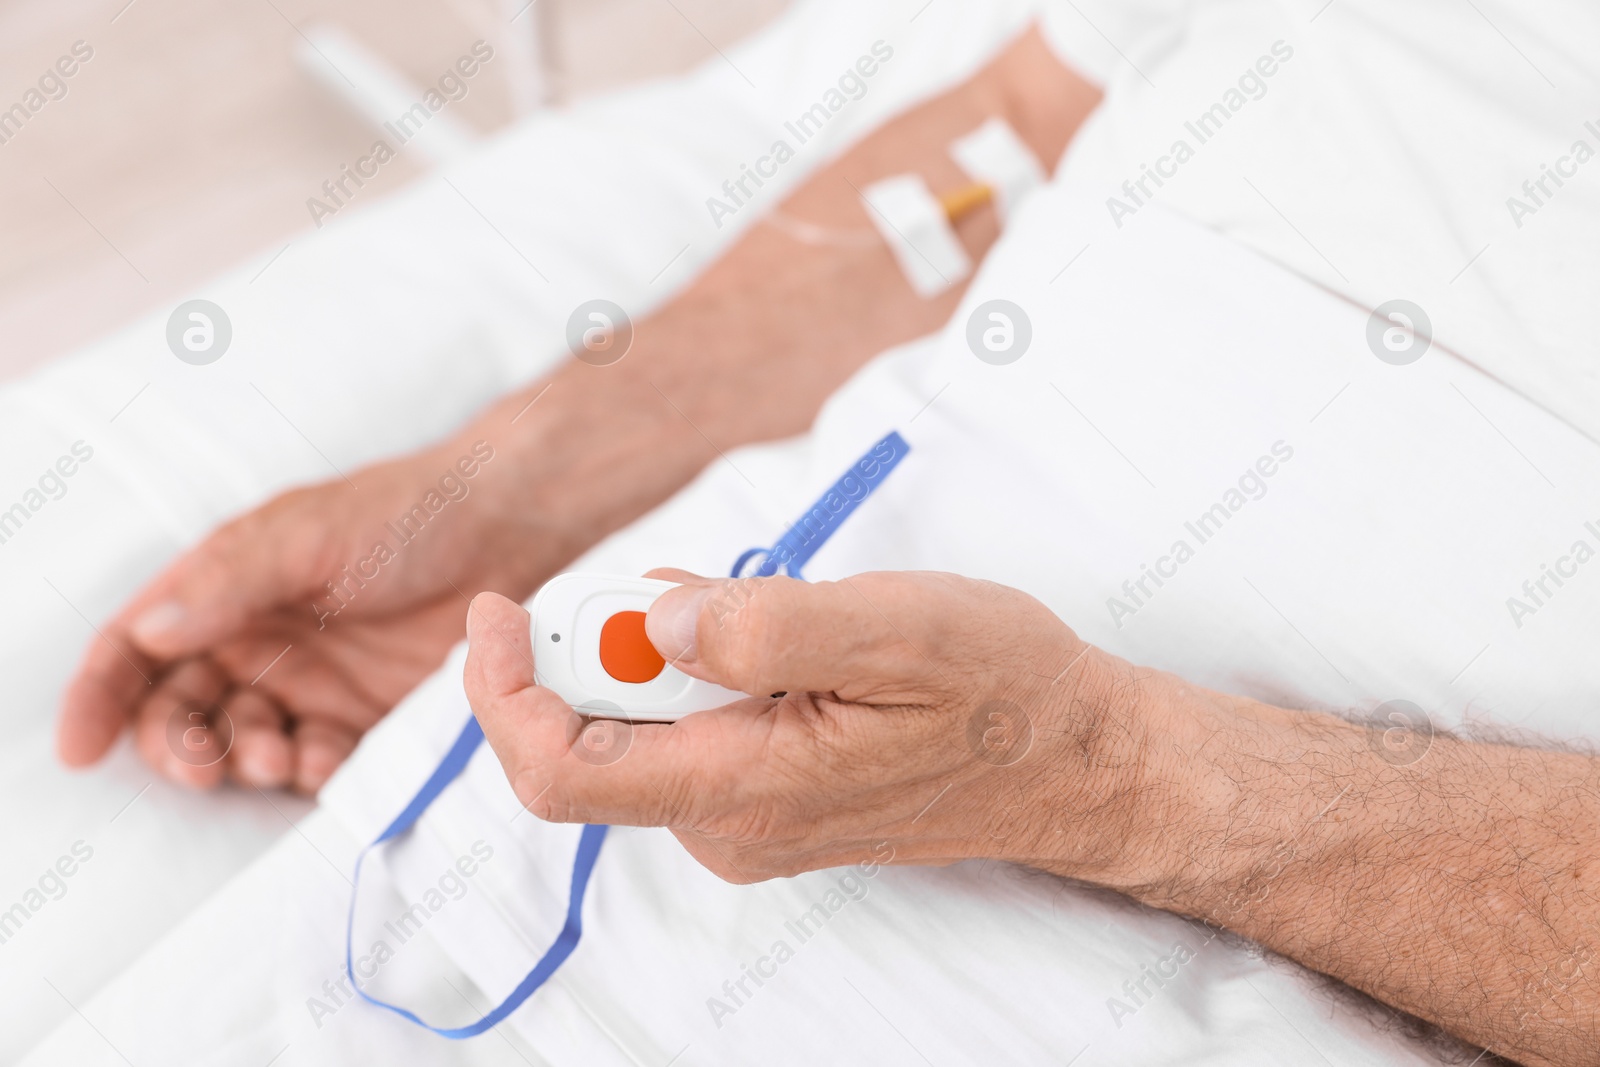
55, 553, 215, 768
58, 621, 157, 766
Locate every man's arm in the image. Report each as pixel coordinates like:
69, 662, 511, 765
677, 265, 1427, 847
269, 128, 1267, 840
463, 25, 1099, 573
1111, 684, 1600, 1066
463, 572, 1600, 1067
57, 29, 1100, 791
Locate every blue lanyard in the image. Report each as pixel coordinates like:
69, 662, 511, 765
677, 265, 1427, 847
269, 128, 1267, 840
345, 430, 909, 1037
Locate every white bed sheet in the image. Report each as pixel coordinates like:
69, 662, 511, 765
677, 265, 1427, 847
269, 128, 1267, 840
7, 0, 1597, 1063
28, 187, 1600, 1066
288, 190, 1600, 1066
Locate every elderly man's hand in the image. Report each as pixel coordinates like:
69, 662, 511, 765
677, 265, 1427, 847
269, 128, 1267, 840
464, 570, 1162, 883
468, 571, 1600, 1064
57, 439, 570, 794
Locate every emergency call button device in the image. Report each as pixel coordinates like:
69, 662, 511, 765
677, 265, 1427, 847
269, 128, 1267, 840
529, 573, 744, 722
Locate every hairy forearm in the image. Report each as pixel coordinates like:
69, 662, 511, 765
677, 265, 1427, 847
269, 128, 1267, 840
444, 27, 1099, 585
1099, 676, 1600, 1065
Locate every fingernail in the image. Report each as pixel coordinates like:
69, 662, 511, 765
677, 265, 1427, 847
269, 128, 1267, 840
132, 601, 187, 644
647, 583, 714, 664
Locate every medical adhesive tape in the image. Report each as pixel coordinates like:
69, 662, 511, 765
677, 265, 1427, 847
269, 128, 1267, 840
948, 116, 1047, 224
345, 429, 911, 1038
861, 174, 972, 299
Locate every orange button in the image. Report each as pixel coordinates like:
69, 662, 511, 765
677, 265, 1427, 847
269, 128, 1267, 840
598, 610, 666, 684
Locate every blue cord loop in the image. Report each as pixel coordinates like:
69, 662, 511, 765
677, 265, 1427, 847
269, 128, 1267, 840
345, 429, 909, 1037
734, 431, 909, 581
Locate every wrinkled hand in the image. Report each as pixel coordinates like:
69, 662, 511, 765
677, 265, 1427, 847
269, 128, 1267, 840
465, 570, 1156, 883
59, 441, 556, 793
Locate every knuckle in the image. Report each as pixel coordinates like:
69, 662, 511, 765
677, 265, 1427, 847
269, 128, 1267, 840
713, 859, 760, 886
678, 832, 762, 885
532, 791, 574, 824
698, 841, 753, 883
513, 769, 562, 822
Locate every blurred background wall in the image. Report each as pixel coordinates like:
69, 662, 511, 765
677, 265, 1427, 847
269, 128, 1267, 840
0, 0, 791, 381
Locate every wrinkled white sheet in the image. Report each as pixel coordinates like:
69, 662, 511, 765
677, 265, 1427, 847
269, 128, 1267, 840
6, 0, 1597, 1063
29, 183, 1600, 1067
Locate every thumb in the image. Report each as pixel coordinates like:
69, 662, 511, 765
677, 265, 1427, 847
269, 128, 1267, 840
125, 510, 322, 657
644, 573, 946, 700
464, 591, 537, 701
